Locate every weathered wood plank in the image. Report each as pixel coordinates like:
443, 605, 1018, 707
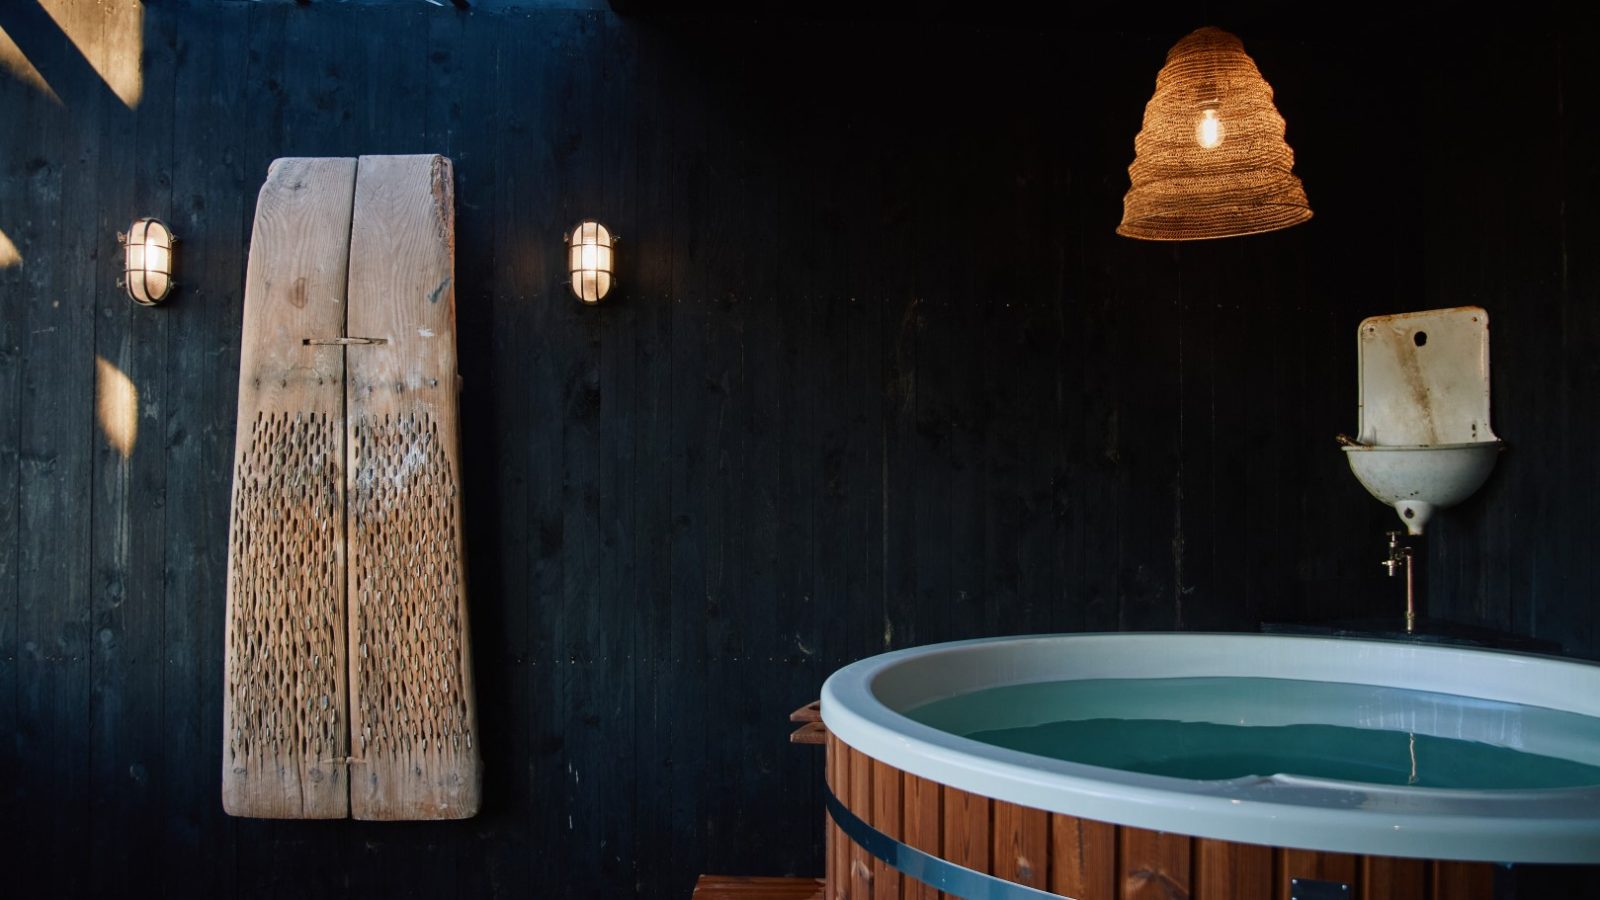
223, 156, 355, 820
88, 0, 178, 890
345, 153, 480, 820
9, 9, 92, 890
160, 1, 250, 889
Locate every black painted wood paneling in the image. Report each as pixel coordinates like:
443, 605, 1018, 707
1, 2, 1597, 897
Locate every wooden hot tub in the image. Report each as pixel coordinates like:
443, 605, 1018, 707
819, 634, 1600, 899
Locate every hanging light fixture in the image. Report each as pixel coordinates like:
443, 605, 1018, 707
1118, 27, 1312, 241
118, 216, 177, 305
565, 220, 616, 304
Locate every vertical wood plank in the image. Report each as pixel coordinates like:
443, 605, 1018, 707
871, 759, 903, 900
849, 747, 875, 900
1120, 828, 1191, 900
221, 156, 356, 821
993, 801, 1049, 889
1051, 814, 1117, 900
1196, 838, 1272, 900
832, 736, 844, 896
1430, 862, 1494, 900
902, 773, 943, 900
1363, 856, 1426, 900
89, 0, 178, 891
161, 2, 248, 893
831, 736, 850, 900
345, 153, 481, 821
1278, 850, 1359, 899
942, 785, 991, 881
9, 0, 92, 890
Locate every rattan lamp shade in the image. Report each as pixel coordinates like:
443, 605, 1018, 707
1118, 27, 1312, 241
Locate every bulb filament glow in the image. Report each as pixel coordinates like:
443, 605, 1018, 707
1195, 108, 1225, 150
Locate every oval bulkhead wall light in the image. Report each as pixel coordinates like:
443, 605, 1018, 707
119, 216, 176, 305
566, 220, 616, 304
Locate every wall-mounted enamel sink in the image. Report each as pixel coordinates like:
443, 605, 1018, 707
1343, 442, 1502, 535
1341, 307, 1502, 535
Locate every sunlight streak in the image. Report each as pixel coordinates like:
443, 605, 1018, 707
40, 0, 142, 109
0, 227, 19, 269
0, 23, 61, 104
96, 355, 139, 458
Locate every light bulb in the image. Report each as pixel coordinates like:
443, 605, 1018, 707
1195, 108, 1225, 150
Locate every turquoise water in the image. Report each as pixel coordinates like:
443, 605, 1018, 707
905, 677, 1600, 790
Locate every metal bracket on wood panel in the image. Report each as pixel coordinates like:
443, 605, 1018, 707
825, 788, 1073, 900
303, 337, 389, 346
1290, 878, 1351, 900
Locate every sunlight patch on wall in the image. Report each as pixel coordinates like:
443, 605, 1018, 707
0, 227, 20, 269
40, 0, 142, 109
96, 356, 139, 458
0, 23, 61, 104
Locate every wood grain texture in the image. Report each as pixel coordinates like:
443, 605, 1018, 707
1196, 838, 1271, 900
7, 4, 1600, 897
1279, 850, 1359, 899
1120, 828, 1190, 900
870, 759, 903, 900
345, 154, 480, 820
1430, 862, 1494, 900
1362, 856, 1425, 900
848, 746, 874, 900
901, 773, 943, 900
1052, 814, 1117, 900
992, 801, 1048, 889
941, 786, 991, 883
691, 875, 826, 899
222, 156, 356, 820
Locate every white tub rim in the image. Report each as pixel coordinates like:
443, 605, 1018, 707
819, 632, 1600, 864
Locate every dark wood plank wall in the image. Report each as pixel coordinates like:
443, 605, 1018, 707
0, 2, 1595, 897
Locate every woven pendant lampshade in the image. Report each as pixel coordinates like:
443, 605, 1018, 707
1118, 27, 1312, 241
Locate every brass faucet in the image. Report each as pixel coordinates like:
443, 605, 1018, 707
1382, 531, 1416, 634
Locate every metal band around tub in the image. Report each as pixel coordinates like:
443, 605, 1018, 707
824, 788, 1074, 900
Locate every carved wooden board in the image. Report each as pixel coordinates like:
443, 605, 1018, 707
222, 155, 479, 820
344, 154, 479, 819
223, 157, 356, 819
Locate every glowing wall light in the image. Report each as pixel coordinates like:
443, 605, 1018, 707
118, 217, 175, 306
565, 220, 616, 304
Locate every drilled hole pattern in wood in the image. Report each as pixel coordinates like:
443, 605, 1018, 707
225, 411, 347, 772
349, 412, 473, 760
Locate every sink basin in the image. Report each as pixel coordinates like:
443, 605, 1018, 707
1342, 441, 1503, 534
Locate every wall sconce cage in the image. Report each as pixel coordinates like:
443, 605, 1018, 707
566, 220, 616, 304
118, 217, 176, 305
